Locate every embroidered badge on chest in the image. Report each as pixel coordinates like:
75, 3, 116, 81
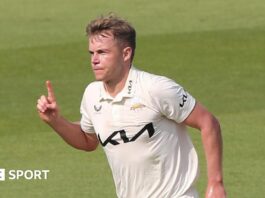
94, 104, 102, 112
130, 97, 145, 111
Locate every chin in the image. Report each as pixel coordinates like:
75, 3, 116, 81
95, 75, 108, 82
95, 76, 103, 81
93, 73, 103, 80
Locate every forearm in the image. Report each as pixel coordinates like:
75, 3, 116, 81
184, 103, 226, 197
47, 116, 98, 151
201, 116, 223, 183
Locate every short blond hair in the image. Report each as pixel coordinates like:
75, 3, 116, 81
86, 14, 136, 61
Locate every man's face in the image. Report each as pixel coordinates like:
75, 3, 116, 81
88, 33, 126, 83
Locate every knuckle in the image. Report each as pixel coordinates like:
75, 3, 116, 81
41, 95, 47, 101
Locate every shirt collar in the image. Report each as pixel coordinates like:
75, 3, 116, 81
99, 66, 138, 103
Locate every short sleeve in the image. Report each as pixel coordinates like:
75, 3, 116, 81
80, 90, 95, 134
149, 76, 196, 123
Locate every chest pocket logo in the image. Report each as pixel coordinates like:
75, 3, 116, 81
98, 123, 155, 147
94, 104, 102, 112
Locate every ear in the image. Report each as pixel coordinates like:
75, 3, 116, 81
123, 47, 133, 62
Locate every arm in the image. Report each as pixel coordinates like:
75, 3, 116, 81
183, 102, 226, 198
36, 81, 99, 151
47, 117, 98, 151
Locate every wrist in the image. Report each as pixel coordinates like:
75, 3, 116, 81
208, 173, 223, 184
46, 114, 62, 127
208, 178, 224, 186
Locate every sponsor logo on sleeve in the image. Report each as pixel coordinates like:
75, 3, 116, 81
179, 93, 188, 107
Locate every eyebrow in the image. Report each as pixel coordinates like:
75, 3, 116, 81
88, 48, 111, 54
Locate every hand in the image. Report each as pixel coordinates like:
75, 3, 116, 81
205, 181, 226, 198
36, 81, 59, 123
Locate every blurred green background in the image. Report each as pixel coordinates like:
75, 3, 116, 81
0, 0, 265, 197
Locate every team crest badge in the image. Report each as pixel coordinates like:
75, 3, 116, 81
130, 97, 145, 110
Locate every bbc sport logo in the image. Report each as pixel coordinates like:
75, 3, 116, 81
0, 169, 5, 181
0, 168, 49, 181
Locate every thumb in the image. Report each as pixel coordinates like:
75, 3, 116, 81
47, 102, 57, 110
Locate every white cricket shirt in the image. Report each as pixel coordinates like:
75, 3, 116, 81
80, 67, 199, 198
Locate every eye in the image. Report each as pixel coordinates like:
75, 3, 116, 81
97, 50, 106, 54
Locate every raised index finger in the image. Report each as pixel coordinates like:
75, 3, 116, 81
46, 80, 56, 102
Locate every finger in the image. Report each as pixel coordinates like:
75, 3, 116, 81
46, 101, 57, 110
40, 95, 49, 104
37, 96, 48, 109
46, 80, 56, 102
38, 95, 57, 110
37, 96, 49, 112
37, 102, 47, 113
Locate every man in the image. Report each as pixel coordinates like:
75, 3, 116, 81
37, 14, 226, 198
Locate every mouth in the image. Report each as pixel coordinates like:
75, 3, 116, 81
93, 68, 104, 75
93, 68, 103, 71
92, 66, 104, 71
92, 67, 105, 78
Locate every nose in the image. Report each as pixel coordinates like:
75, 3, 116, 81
91, 53, 100, 65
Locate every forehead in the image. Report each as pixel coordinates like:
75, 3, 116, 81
89, 32, 117, 47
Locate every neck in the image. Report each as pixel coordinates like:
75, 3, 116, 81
104, 66, 131, 98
